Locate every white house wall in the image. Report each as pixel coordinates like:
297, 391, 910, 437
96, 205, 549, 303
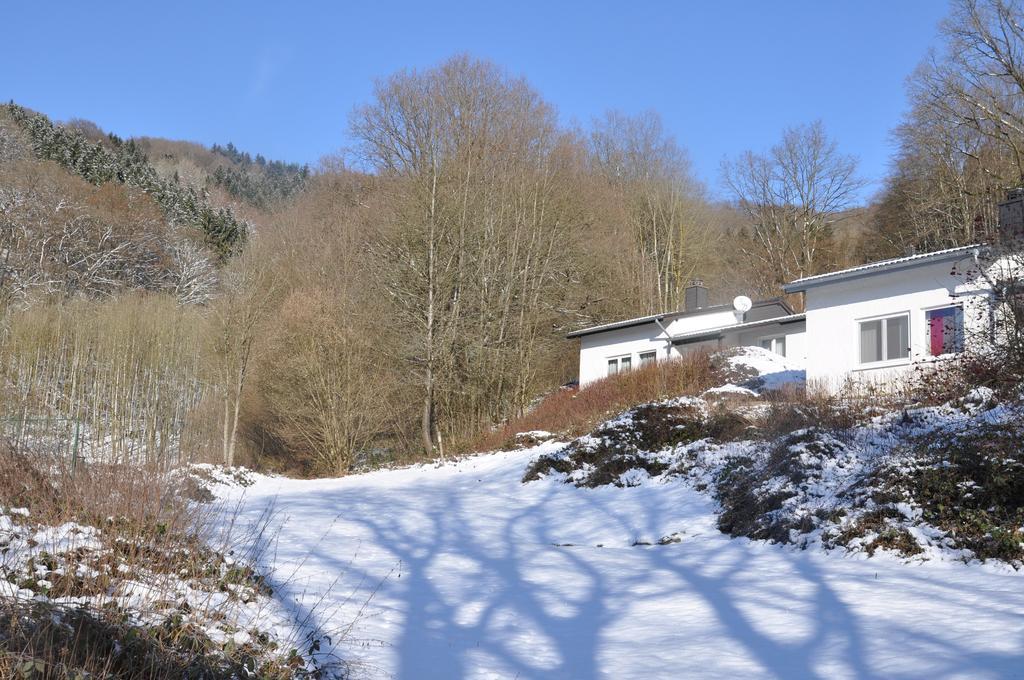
577, 308, 803, 386
802, 257, 991, 391
577, 309, 740, 386
734, 324, 807, 364
578, 323, 668, 386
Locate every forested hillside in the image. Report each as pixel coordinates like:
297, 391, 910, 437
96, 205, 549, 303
0, 0, 1020, 478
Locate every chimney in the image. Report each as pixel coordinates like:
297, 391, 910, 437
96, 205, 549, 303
998, 188, 1024, 241
684, 280, 708, 311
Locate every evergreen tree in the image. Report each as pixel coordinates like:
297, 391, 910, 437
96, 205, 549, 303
5, 103, 248, 259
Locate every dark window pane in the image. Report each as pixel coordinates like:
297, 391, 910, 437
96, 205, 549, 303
887, 316, 909, 359
860, 320, 882, 363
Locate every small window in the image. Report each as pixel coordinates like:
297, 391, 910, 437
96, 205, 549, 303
607, 356, 631, 376
926, 306, 963, 356
859, 314, 909, 364
759, 337, 786, 357
639, 351, 657, 367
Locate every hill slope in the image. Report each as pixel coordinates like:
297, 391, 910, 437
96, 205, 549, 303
210, 349, 1024, 678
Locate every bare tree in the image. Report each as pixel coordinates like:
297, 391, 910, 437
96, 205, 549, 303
872, 0, 1024, 254
928, 0, 1024, 180
590, 111, 712, 312
208, 253, 277, 467
722, 121, 865, 294
351, 55, 582, 454
247, 171, 399, 473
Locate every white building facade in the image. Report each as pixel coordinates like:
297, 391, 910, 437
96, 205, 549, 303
783, 245, 994, 390
568, 244, 1016, 391
569, 296, 806, 386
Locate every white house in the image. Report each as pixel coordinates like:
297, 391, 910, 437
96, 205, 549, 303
782, 244, 1000, 390
570, 209, 1019, 390
568, 247, 1016, 390
567, 283, 807, 386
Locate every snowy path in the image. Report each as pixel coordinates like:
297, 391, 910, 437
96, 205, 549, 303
220, 446, 1024, 679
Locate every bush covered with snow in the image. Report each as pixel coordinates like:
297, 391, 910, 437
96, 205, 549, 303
868, 418, 1024, 562
0, 449, 338, 678
523, 397, 753, 487
522, 359, 1024, 567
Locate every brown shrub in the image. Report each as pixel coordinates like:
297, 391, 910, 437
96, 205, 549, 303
908, 351, 1019, 406
0, 442, 200, 534
473, 351, 720, 452
0, 442, 331, 677
758, 382, 904, 438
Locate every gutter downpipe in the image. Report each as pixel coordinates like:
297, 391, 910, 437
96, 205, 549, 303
653, 317, 673, 359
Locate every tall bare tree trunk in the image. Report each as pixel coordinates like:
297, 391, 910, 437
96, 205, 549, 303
421, 163, 439, 455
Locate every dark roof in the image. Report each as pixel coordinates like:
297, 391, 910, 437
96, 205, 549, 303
783, 245, 983, 293
565, 298, 793, 339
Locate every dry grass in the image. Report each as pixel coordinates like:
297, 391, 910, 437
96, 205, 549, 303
470, 351, 720, 452
756, 380, 912, 439
0, 295, 220, 469
0, 441, 339, 678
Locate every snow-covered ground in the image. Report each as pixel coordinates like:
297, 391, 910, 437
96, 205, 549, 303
219, 445, 1024, 679
0, 502, 303, 661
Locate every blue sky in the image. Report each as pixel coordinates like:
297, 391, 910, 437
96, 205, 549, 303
4, 1, 949, 202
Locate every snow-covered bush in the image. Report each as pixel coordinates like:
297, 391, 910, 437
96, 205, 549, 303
0, 446, 339, 678
521, 353, 1024, 567
523, 397, 753, 488
868, 419, 1024, 562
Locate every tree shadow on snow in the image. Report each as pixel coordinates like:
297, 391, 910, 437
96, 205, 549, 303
237, 468, 1024, 680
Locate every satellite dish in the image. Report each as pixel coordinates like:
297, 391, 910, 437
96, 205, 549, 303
733, 295, 753, 313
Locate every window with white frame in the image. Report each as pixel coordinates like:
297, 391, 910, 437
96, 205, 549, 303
859, 314, 909, 364
638, 351, 657, 367
925, 306, 963, 356
607, 355, 631, 376
758, 336, 786, 357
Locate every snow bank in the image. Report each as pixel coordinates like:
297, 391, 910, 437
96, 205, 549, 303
525, 365, 1024, 569
0, 502, 317, 675
710, 345, 806, 394
214, 432, 1024, 678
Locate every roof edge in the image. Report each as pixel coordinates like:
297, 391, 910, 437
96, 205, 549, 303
669, 312, 807, 343
565, 297, 792, 339
783, 245, 983, 293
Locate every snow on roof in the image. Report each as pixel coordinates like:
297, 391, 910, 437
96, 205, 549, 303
565, 298, 791, 339
670, 313, 806, 342
783, 245, 983, 293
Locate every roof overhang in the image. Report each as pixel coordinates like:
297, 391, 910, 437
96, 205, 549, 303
783, 245, 983, 294
565, 298, 793, 339
669, 313, 806, 344
565, 313, 669, 339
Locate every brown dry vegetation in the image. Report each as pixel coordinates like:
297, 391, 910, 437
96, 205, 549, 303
474, 351, 720, 452
2, 2, 1023, 479
0, 441, 335, 679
